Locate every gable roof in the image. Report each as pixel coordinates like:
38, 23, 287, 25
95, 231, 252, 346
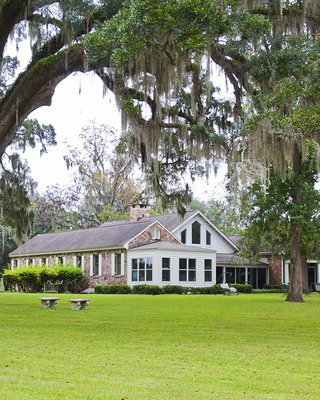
9, 209, 234, 257
10, 218, 162, 256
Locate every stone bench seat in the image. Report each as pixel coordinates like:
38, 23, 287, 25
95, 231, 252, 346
69, 298, 90, 310
39, 297, 60, 309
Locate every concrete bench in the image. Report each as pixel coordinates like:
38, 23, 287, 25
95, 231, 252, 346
69, 298, 90, 310
39, 297, 60, 309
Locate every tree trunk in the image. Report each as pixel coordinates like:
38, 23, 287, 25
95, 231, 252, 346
286, 143, 304, 302
286, 222, 304, 302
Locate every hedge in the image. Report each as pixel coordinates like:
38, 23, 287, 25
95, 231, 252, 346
94, 284, 253, 295
2, 263, 84, 293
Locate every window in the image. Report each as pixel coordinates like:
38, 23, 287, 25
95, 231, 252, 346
13, 260, 18, 269
115, 253, 122, 275
179, 258, 196, 282
132, 258, 152, 282
93, 255, 99, 276
162, 258, 170, 281
204, 259, 212, 282
192, 221, 201, 244
58, 256, 63, 264
152, 227, 160, 240
41, 258, 47, 265
28, 259, 32, 266
181, 229, 186, 244
76, 256, 82, 269
206, 230, 211, 245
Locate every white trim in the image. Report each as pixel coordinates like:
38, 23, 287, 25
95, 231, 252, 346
98, 254, 102, 276
111, 253, 115, 276
73, 256, 77, 267
121, 253, 124, 275
90, 255, 93, 276
81, 255, 85, 272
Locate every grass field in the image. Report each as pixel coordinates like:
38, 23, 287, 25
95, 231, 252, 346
0, 292, 319, 400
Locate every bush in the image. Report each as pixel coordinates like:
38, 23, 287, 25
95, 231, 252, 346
2, 269, 21, 290
132, 285, 163, 295
17, 266, 41, 292
3, 263, 84, 293
162, 285, 187, 294
231, 283, 253, 293
55, 262, 84, 292
95, 285, 132, 294
263, 284, 281, 290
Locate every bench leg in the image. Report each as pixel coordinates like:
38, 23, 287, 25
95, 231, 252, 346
48, 300, 58, 308
80, 301, 89, 310
40, 300, 49, 308
71, 302, 80, 311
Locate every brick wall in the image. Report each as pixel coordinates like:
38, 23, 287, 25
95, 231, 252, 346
268, 256, 282, 285
128, 222, 179, 249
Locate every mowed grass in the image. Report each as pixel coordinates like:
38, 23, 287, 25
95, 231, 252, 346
0, 293, 319, 400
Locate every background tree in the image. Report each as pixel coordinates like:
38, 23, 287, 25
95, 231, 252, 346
64, 123, 144, 224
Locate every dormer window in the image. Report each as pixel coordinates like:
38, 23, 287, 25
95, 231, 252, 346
192, 221, 201, 244
152, 227, 160, 240
181, 229, 186, 244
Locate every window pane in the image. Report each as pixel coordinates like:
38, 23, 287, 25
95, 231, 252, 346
179, 270, 187, 281
189, 259, 196, 270
181, 229, 186, 244
192, 221, 201, 244
205, 259, 212, 270
139, 258, 145, 269
162, 258, 170, 269
206, 230, 211, 245
146, 258, 152, 269
205, 271, 212, 282
179, 258, 187, 269
146, 270, 152, 281
115, 254, 121, 275
189, 270, 196, 281
132, 259, 138, 270
162, 270, 170, 281
139, 270, 145, 281
132, 270, 138, 281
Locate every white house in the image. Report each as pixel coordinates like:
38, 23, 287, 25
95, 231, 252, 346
9, 204, 270, 289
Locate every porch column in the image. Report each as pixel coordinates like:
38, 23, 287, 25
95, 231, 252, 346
284, 261, 290, 284
245, 267, 248, 284
317, 263, 320, 284
223, 266, 226, 283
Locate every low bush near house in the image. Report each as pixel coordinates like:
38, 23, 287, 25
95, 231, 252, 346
2, 264, 84, 293
162, 285, 187, 294
263, 284, 281, 290
231, 283, 253, 293
94, 285, 132, 294
132, 284, 163, 295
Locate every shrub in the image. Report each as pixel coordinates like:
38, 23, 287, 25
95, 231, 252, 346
162, 285, 187, 294
231, 283, 253, 293
263, 284, 281, 290
132, 285, 163, 295
17, 266, 41, 292
2, 268, 21, 290
55, 262, 84, 292
95, 285, 132, 294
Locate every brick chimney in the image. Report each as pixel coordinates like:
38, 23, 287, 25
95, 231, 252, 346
130, 203, 150, 222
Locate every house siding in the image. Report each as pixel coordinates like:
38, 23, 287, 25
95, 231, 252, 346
127, 249, 216, 287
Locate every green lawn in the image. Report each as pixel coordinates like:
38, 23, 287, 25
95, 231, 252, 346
0, 292, 319, 400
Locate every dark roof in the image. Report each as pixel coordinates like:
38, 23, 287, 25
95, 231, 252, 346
100, 210, 198, 232
10, 218, 162, 256
216, 253, 268, 266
